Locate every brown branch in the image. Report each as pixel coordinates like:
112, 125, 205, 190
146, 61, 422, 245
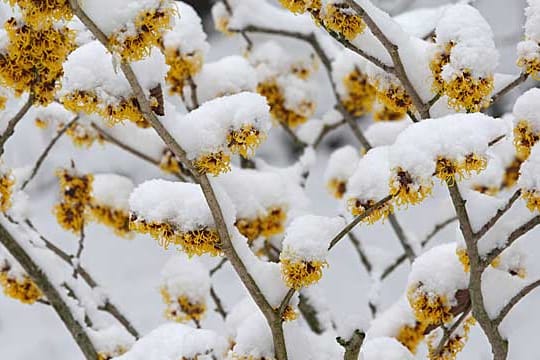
0, 94, 34, 157
21, 116, 79, 190
210, 258, 227, 276
474, 189, 522, 241
388, 213, 415, 261
348, 232, 372, 273
490, 72, 528, 107
210, 286, 227, 319
494, 278, 540, 325
0, 221, 99, 359
343, 0, 430, 119
186, 76, 200, 109
433, 306, 472, 356
68, 2, 288, 358
298, 292, 325, 334
337, 329, 365, 360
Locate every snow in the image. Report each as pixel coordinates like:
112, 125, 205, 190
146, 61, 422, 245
324, 145, 360, 185
524, 0, 540, 41
88, 325, 134, 356
281, 215, 345, 261
346, 146, 391, 202
115, 323, 228, 360
518, 143, 540, 191
364, 119, 411, 147
360, 336, 414, 360
92, 174, 134, 210
408, 243, 468, 301
162, 1, 209, 56
513, 87, 540, 131
365, 296, 417, 340
129, 180, 214, 231
160, 254, 210, 303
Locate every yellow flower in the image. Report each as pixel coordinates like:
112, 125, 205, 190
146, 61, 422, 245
0, 18, 75, 105
53, 170, 93, 233
88, 203, 131, 237
322, 3, 365, 40
407, 285, 453, 327
235, 206, 287, 243
0, 94, 6, 110
257, 80, 309, 128
235, 218, 263, 244
396, 321, 428, 354
502, 156, 524, 189
97, 347, 128, 360
0, 171, 14, 213
280, 258, 326, 289
227, 125, 266, 158
442, 71, 494, 113
279, 0, 321, 14
194, 151, 232, 176
7, 0, 72, 26
513, 120, 539, 160
347, 197, 394, 224
390, 168, 432, 207
164, 49, 204, 95
66, 122, 104, 148
109, 3, 175, 61
327, 178, 347, 199
430, 42, 454, 96
427, 316, 476, 360
215, 15, 233, 36
281, 305, 298, 322
375, 82, 413, 115
159, 149, 182, 175
456, 247, 470, 273
161, 288, 206, 323
373, 103, 407, 122
518, 55, 540, 81
0, 266, 42, 304
341, 69, 376, 117
522, 189, 540, 213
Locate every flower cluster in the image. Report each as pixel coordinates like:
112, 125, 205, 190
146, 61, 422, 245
434, 154, 488, 186
170, 92, 270, 176
389, 167, 433, 207
518, 143, 540, 212
0, 261, 42, 305
53, 169, 93, 233
0, 169, 14, 213
159, 149, 183, 175
517, 0, 540, 79
108, 1, 174, 61
320, 1, 365, 40
0, 17, 75, 105
396, 321, 428, 353
340, 68, 376, 116
160, 255, 209, 324
7, 0, 72, 26
279, 0, 321, 14
426, 316, 475, 360
235, 206, 287, 243
129, 180, 222, 256
513, 88, 540, 159
407, 285, 453, 327
162, 2, 208, 96
279, 216, 343, 289
430, 4, 498, 112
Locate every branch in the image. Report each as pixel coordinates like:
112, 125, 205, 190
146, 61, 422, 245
474, 189, 522, 241
433, 306, 472, 357
489, 72, 528, 107
21, 116, 79, 190
337, 329, 365, 360
210, 258, 227, 276
210, 286, 227, 319
0, 94, 34, 157
328, 194, 393, 250
348, 232, 372, 273
0, 221, 99, 359
494, 278, 540, 325
388, 213, 415, 261
298, 292, 325, 334
68, 2, 288, 358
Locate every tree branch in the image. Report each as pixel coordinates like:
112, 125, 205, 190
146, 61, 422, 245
474, 189, 522, 241
494, 278, 540, 326
0, 221, 98, 359
337, 329, 365, 360
0, 94, 34, 157
210, 286, 227, 319
489, 72, 528, 107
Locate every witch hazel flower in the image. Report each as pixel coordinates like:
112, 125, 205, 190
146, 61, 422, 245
53, 168, 93, 234
430, 4, 498, 112
518, 143, 540, 213
129, 179, 221, 256
407, 244, 468, 328
88, 326, 135, 360
0, 164, 15, 213
426, 315, 475, 360
89, 174, 134, 237
169, 92, 271, 176
517, 0, 540, 79
162, 1, 209, 96
159, 254, 210, 324
319, 0, 366, 41
6, 0, 72, 27
60, 41, 167, 127
279, 215, 344, 289
346, 146, 394, 223
512, 88, 540, 159
81, 0, 175, 61
367, 64, 413, 119
0, 257, 42, 305
332, 50, 376, 117
324, 145, 360, 199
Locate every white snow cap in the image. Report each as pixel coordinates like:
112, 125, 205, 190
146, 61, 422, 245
436, 4, 498, 78
281, 215, 345, 261
231, 312, 274, 359
162, 1, 209, 55
324, 145, 360, 183
88, 325, 134, 356
519, 143, 540, 191
513, 88, 540, 131
365, 120, 411, 148
160, 254, 210, 302
366, 296, 417, 340
168, 92, 271, 160
115, 323, 228, 360
92, 174, 134, 210
332, 49, 369, 98
360, 337, 414, 360
525, 0, 540, 41
195, 56, 257, 104
60, 41, 167, 100
408, 243, 468, 301
346, 146, 391, 202
129, 180, 214, 231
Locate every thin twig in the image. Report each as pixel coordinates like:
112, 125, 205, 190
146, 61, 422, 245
490, 72, 528, 107
210, 258, 228, 276
433, 306, 472, 356
494, 278, 540, 325
73, 224, 86, 278
474, 189, 522, 241
210, 286, 227, 319
337, 329, 365, 360
21, 116, 79, 190
388, 213, 415, 261
0, 94, 34, 157
278, 288, 295, 317
348, 232, 372, 272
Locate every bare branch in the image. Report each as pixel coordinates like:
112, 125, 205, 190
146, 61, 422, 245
337, 329, 365, 360
210, 286, 227, 319
388, 213, 415, 261
348, 232, 372, 273
433, 306, 472, 357
474, 189, 522, 241
21, 116, 79, 190
494, 278, 540, 325
0, 94, 34, 157
490, 73, 528, 107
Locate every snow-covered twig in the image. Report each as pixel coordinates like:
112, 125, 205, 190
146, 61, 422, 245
0, 222, 99, 359
0, 94, 34, 157
21, 116, 79, 190
490, 72, 529, 107
433, 306, 472, 357
494, 278, 540, 325
337, 329, 365, 360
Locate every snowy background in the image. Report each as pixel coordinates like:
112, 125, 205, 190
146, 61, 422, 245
1, 0, 538, 359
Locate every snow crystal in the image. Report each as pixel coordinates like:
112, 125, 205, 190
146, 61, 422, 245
365, 296, 417, 340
